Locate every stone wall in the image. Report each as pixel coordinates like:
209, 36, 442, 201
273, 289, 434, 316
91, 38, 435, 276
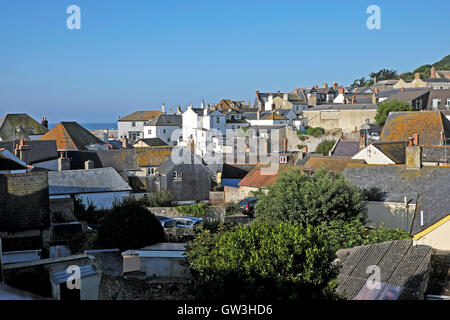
98, 274, 194, 300
224, 186, 242, 204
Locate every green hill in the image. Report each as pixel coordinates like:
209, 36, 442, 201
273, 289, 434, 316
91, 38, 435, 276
400, 54, 450, 80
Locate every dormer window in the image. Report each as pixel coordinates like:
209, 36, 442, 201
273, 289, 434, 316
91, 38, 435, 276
173, 171, 182, 180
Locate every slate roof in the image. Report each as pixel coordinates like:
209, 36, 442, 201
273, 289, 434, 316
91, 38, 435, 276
134, 147, 173, 167
372, 141, 407, 164
336, 239, 432, 300
0, 140, 58, 165
0, 113, 48, 141
375, 88, 428, 99
384, 89, 430, 104
424, 78, 450, 83
380, 111, 450, 146
0, 148, 27, 170
67, 149, 139, 172
343, 164, 450, 235
421, 145, 450, 163
39, 122, 104, 151
134, 138, 168, 147
145, 114, 182, 127
118, 110, 161, 122
0, 172, 50, 232
331, 140, 360, 157
158, 147, 206, 175
48, 167, 132, 195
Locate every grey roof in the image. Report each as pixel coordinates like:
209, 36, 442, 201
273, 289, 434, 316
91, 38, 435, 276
331, 140, 360, 157
376, 88, 428, 99
424, 78, 450, 83
305, 103, 378, 111
48, 167, 132, 195
336, 239, 432, 300
422, 146, 450, 163
158, 147, 207, 175
145, 114, 182, 127
343, 165, 450, 235
426, 89, 450, 109
67, 149, 139, 173
141, 243, 187, 251
0, 140, 58, 165
51, 265, 97, 284
135, 138, 168, 147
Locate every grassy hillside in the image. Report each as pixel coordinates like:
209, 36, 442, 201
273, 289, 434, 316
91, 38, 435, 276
401, 54, 450, 80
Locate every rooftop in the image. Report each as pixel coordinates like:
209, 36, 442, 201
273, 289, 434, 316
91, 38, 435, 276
118, 110, 162, 122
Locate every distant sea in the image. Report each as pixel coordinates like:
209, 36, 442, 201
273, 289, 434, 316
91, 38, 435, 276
49, 122, 117, 130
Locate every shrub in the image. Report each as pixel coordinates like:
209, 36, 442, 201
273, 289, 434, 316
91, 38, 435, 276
97, 197, 165, 251
316, 139, 336, 156
176, 203, 209, 217
69, 230, 100, 254
185, 222, 339, 300
140, 191, 175, 207
307, 127, 325, 137
255, 168, 367, 226
375, 100, 413, 126
72, 196, 108, 225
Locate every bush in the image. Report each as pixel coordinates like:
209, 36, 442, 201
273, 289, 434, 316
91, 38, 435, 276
140, 191, 175, 207
185, 222, 339, 300
72, 196, 108, 225
307, 127, 325, 137
97, 197, 165, 251
255, 168, 367, 226
69, 230, 100, 254
320, 219, 411, 250
316, 139, 336, 156
177, 203, 209, 217
375, 100, 413, 126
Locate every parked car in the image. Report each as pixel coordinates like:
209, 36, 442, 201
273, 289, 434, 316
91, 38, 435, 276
156, 216, 177, 229
369, 132, 380, 141
238, 198, 259, 217
173, 216, 203, 229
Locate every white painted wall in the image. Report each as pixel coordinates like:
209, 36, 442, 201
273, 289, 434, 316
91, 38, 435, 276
118, 121, 146, 141
143, 125, 182, 145
352, 145, 394, 165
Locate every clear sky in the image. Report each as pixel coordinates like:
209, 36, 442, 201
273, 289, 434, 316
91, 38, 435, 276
1, 0, 450, 123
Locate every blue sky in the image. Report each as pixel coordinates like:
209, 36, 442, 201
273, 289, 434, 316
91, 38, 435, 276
1, 0, 450, 123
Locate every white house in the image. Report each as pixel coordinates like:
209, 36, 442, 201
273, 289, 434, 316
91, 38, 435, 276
118, 110, 162, 142
143, 114, 182, 146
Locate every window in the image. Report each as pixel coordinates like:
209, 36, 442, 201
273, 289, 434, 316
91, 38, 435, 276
163, 129, 166, 134
167, 138, 171, 142
132, 122, 136, 127
433, 99, 441, 110
216, 117, 220, 123
147, 167, 155, 175
173, 171, 181, 180
280, 156, 288, 164
148, 129, 152, 135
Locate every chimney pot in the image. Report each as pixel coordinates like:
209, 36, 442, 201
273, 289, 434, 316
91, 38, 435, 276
412, 134, 419, 146
323, 83, 328, 88
401, 87, 405, 92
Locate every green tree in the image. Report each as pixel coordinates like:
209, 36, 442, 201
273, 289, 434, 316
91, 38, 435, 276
97, 197, 165, 251
316, 139, 336, 156
254, 168, 367, 225
140, 190, 174, 207
186, 222, 339, 300
369, 68, 398, 81
374, 99, 413, 126
320, 219, 410, 250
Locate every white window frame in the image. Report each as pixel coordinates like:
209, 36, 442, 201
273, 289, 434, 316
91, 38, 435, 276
173, 171, 182, 180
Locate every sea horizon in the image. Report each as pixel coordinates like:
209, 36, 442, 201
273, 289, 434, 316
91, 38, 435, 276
48, 122, 118, 131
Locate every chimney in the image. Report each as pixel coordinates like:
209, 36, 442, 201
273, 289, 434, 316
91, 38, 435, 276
162, 103, 166, 115
16, 139, 30, 161
121, 137, 128, 149
359, 132, 367, 149
401, 87, 405, 92
408, 137, 414, 147
58, 152, 70, 171
103, 129, 109, 144
430, 66, 436, 79
333, 82, 338, 90
85, 160, 94, 170
374, 88, 379, 94
41, 117, 48, 129
414, 72, 421, 80
412, 134, 419, 146
294, 88, 299, 96
372, 93, 378, 104
406, 145, 422, 169
352, 96, 356, 104
323, 83, 328, 88
313, 85, 318, 89
354, 88, 358, 93
277, 90, 280, 95
177, 105, 182, 115
257, 108, 261, 120
338, 87, 344, 95
170, 106, 173, 115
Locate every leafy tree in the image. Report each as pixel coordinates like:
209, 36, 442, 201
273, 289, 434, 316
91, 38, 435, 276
320, 219, 410, 250
316, 139, 336, 156
185, 222, 339, 300
413, 64, 432, 78
369, 68, 398, 81
254, 168, 367, 225
351, 77, 370, 88
97, 197, 165, 251
375, 99, 413, 126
